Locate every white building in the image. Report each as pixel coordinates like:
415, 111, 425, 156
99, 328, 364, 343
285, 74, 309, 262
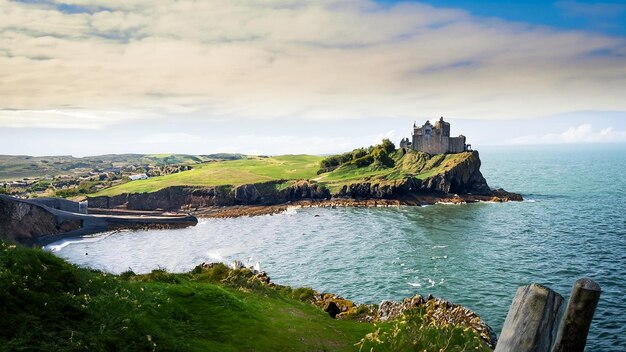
128, 173, 149, 181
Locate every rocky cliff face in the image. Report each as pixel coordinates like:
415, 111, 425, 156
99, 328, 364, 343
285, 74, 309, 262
421, 150, 492, 194
334, 151, 492, 199
0, 195, 81, 246
88, 180, 331, 211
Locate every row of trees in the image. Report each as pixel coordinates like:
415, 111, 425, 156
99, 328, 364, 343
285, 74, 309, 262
319, 139, 396, 173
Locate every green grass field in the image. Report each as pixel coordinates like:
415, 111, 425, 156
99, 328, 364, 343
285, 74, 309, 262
0, 241, 491, 351
92, 155, 323, 196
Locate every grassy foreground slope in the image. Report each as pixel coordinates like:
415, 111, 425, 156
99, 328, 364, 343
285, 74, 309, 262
93, 155, 322, 196
0, 240, 370, 351
0, 241, 491, 352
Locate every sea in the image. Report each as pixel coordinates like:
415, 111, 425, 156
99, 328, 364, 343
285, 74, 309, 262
46, 143, 626, 351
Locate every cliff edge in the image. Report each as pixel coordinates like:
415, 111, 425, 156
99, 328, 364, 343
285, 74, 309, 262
332, 150, 494, 199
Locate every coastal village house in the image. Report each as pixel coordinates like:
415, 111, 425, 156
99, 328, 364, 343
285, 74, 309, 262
128, 173, 149, 181
400, 117, 470, 154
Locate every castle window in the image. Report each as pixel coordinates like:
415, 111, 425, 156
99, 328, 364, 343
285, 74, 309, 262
425, 129, 431, 135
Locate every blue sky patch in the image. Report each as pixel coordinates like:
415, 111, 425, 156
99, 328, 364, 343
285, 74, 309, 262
375, 0, 626, 35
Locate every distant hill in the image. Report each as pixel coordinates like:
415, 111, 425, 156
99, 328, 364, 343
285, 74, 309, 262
0, 153, 246, 181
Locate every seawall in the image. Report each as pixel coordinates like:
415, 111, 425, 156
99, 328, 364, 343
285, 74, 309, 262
0, 195, 198, 246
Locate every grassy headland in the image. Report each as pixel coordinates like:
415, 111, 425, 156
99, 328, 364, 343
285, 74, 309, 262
0, 240, 491, 351
90, 141, 476, 197
316, 143, 475, 193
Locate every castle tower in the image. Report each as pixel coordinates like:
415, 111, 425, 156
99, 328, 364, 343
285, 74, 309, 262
410, 117, 466, 154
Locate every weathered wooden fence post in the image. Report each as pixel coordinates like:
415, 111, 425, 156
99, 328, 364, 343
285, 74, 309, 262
495, 279, 601, 352
494, 284, 564, 352
551, 278, 601, 352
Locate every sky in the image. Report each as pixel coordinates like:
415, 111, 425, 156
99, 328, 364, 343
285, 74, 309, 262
1, 0, 625, 156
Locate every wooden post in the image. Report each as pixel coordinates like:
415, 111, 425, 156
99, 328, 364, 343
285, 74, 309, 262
551, 278, 601, 352
495, 284, 564, 352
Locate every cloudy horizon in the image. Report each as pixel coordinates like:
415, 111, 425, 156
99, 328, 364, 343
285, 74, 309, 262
1, 0, 626, 156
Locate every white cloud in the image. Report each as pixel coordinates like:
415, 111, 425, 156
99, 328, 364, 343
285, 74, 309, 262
0, 109, 152, 129
511, 123, 626, 144
108, 133, 361, 156
0, 0, 625, 130
137, 132, 204, 144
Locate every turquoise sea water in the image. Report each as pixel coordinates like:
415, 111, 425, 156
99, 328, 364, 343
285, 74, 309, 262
48, 144, 626, 351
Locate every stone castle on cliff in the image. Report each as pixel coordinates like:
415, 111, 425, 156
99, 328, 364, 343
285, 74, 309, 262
399, 117, 469, 154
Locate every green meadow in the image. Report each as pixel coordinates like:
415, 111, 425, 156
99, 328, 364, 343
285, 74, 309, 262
92, 155, 322, 196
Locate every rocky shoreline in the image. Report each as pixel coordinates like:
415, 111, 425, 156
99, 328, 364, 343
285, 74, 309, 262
190, 189, 523, 218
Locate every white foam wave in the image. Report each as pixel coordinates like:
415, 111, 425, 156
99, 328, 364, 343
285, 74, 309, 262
44, 232, 116, 252
206, 251, 223, 262
430, 255, 448, 260
279, 207, 298, 216
196, 219, 210, 226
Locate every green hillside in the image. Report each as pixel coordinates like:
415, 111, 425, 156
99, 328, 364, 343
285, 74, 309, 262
318, 149, 473, 192
0, 241, 491, 351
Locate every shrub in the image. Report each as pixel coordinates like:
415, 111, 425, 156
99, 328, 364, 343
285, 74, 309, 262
352, 155, 374, 167
55, 188, 79, 198
119, 269, 137, 280
291, 287, 316, 302
318, 140, 396, 173
380, 138, 396, 154
371, 147, 394, 167
146, 268, 180, 284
